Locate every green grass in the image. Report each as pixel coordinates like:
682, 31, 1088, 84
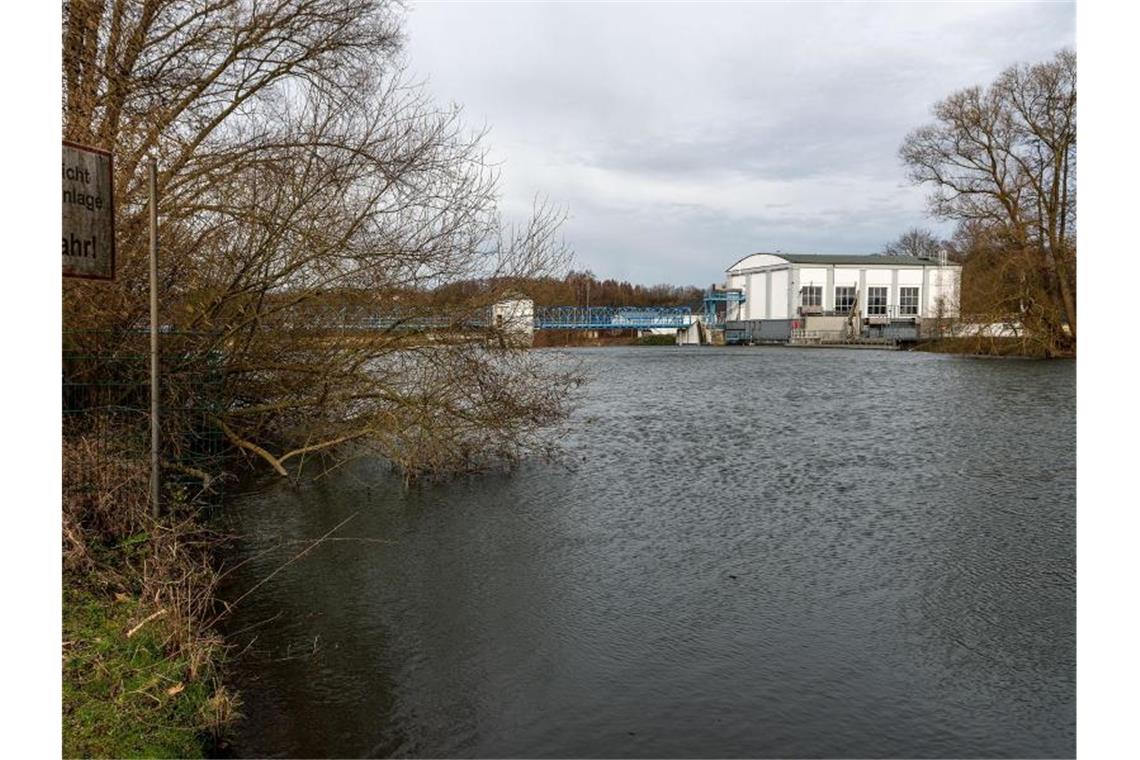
62, 587, 210, 759
636, 334, 677, 346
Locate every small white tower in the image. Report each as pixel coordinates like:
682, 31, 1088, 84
491, 294, 535, 346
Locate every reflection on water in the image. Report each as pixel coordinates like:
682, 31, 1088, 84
221, 347, 1075, 758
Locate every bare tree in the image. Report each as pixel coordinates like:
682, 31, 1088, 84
62, 0, 580, 479
900, 48, 1075, 349
938, 219, 1061, 356
882, 227, 943, 258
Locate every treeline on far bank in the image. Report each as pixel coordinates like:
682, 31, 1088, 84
263, 272, 704, 326
428, 271, 705, 309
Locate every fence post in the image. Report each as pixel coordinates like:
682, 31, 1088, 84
149, 157, 161, 518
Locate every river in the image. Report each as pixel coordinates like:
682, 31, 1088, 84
219, 346, 1075, 758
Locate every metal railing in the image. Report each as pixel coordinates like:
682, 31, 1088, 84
789, 329, 901, 345
63, 329, 227, 504
333, 305, 698, 332
797, 305, 919, 319
534, 306, 694, 330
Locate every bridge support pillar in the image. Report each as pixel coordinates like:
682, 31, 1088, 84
677, 320, 706, 346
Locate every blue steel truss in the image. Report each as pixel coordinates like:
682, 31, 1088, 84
336, 305, 703, 332
534, 306, 694, 330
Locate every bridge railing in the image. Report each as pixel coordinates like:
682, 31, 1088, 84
330, 305, 700, 332
534, 306, 694, 330
336, 309, 491, 331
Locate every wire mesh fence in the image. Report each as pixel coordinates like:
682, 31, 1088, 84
63, 329, 227, 508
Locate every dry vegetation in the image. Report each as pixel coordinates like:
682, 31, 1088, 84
63, 432, 238, 757
63, 0, 580, 478
62, 1, 583, 753
902, 49, 1076, 357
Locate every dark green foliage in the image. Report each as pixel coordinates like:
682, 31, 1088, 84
637, 334, 678, 346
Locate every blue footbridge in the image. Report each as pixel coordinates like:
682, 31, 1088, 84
338, 290, 745, 332
534, 290, 745, 330
534, 306, 695, 330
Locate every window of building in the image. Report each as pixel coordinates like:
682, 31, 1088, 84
835, 286, 856, 314
800, 285, 822, 308
900, 287, 919, 315
868, 287, 888, 316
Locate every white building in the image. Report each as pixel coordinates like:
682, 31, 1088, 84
724, 252, 961, 341
491, 295, 535, 344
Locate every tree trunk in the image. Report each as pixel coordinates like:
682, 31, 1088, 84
1049, 246, 1077, 344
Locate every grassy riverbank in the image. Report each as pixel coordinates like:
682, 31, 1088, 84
63, 586, 217, 758
63, 435, 237, 758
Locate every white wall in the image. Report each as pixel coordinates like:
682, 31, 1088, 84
749, 272, 766, 320
864, 269, 892, 286
898, 269, 923, 286
798, 267, 828, 285
491, 298, 534, 337
727, 273, 746, 321
770, 269, 790, 319
927, 267, 961, 318
724, 258, 961, 322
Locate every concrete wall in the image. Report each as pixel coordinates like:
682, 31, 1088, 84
802, 315, 848, 332
794, 315, 850, 342
677, 320, 713, 345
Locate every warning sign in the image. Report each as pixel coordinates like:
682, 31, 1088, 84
62, 141, 115, 280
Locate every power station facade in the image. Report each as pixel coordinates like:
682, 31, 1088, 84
720, 252, 962, 344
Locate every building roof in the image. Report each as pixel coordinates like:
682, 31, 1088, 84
727, 251, 957, 271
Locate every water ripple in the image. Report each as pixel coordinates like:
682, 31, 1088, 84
221, 347, 1074, 758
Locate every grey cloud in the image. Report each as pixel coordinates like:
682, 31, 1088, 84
405, 1, 1074, 286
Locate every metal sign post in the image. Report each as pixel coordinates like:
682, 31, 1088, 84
62, 141, 158, 516
149, 158, 161, 518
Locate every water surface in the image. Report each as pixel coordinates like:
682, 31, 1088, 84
221, 347, 1075, 758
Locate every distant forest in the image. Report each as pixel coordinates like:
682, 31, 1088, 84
431, 271, 705, 309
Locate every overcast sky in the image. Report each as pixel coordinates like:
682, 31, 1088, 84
402, 1, 1075, 287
